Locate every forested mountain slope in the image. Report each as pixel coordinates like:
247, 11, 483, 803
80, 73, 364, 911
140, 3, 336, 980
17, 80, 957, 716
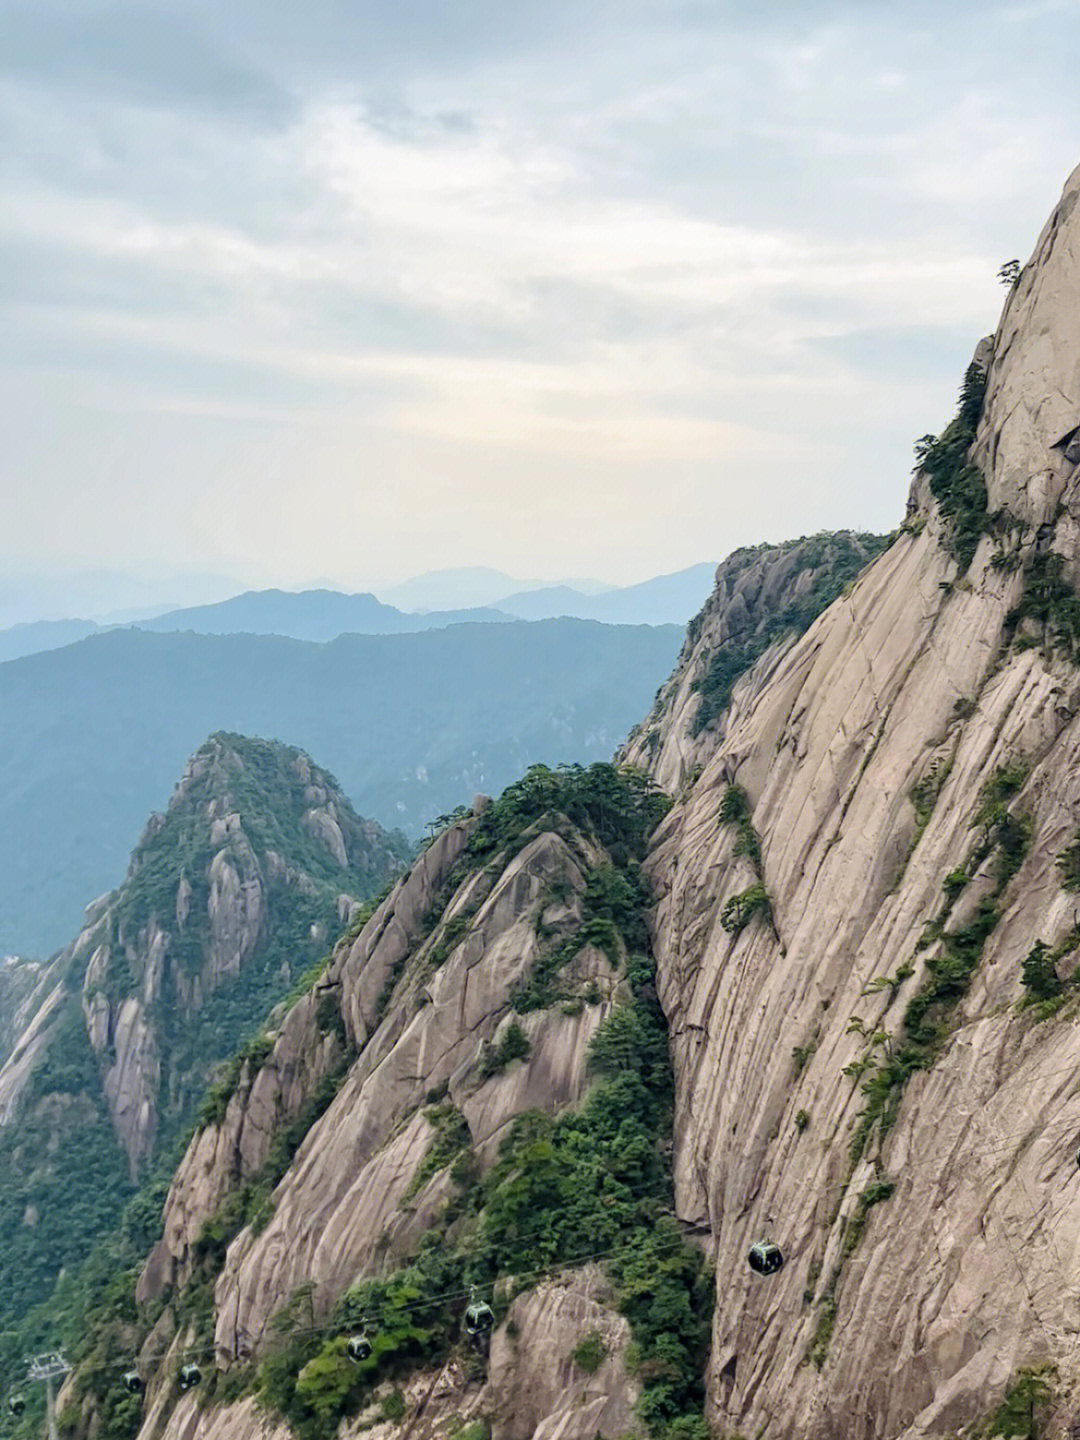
51, 765, 710, 1440
0, 734, 407, 1332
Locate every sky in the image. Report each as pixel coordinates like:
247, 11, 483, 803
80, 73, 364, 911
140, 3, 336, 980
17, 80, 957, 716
3, 0, 1080, 622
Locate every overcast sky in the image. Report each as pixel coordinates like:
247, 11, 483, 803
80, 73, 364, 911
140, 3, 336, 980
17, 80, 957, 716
3, 0, 1079, 620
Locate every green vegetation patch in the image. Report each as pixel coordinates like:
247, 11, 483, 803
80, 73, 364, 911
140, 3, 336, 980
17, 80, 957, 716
849, 764, 1030, 1171
1017, 928, 1080, 1021
840, 1180, 896, 1258
477, 1022, 531, 1080
1020, 942, 1063, 1003
406, 1104, 472, 1199
720, 884, 770, 936
464, 761, 672, 868
909, 755, 954, 839
915, 361, 988, 572
975, 1365, 1056, 1439
0, 1007, 134, 1331
807, 1294, 837, 1370
571, 1328, 607, 1373
1056, 828, 1080, 890
515, 859, 652, 1013
1006, 551, 1080, 663
719, 785, 761, 865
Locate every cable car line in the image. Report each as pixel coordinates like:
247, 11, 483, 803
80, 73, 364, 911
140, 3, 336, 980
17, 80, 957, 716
26, 1226, 699, 1395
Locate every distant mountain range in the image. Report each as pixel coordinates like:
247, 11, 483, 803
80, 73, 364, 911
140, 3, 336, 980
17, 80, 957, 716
494, 562, 718, 625
0, 617, 104, 663
375, 565, 616, 611
0, 617, 683, 956
0, 562, 716, 663
136, 589, 511, 642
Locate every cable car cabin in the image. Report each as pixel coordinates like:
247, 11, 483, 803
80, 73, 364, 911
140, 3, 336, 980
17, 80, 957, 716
346, 1334, 372, 1363
8, 1395, 25, 1416
122, 1373, 144, 1395
464, 1292, 495, 1347
747, 1241, 784, 1276
178, 1365, 202, 1389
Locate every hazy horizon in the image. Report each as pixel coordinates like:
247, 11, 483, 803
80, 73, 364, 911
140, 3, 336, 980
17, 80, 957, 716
0, 557, 717, 628
5, 1, 1080, 615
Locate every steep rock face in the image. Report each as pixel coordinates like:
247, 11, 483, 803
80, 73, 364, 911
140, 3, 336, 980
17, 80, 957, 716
643, 161, 1080, 1438
621, 531, 890, 793
20, 732, 407, 1171
486, 1266, 639, 1439
199, 812, 613, 1358
129, 1268, 632, 1440
0, 956, 45, 1067
137, 982, 348, 1303
0, 961, 65, 1122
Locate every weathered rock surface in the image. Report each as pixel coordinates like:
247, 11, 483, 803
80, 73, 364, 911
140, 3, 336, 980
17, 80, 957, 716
487, 1265, 638, 1439
0, 954, 45, 1068
137, 983, 348, 1303
132, 1266, 633, 1440
0, 968, 65, 1122
641, 160, 1080, 1438
130, 794, 642, 1440
211, 818, 611, 1358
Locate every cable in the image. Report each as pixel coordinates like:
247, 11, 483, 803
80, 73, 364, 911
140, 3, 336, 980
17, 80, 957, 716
33, 1223, 699, 1390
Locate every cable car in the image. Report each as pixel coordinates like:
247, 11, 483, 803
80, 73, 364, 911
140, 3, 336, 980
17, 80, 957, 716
346, 1331, 372, 1363
464, 1287, 495, 1348
8, 1394, 25, 1416
178, 1365, 202, 1389
122, 1372, 144, 1395
747, 1241, 784, 1276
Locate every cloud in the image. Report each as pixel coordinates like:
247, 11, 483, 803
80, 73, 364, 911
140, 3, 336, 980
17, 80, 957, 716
0, 5, 291, 120
2, 0, 1078, 595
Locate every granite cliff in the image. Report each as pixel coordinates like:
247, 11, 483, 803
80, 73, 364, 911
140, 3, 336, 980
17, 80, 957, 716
637, 161, 1080, 1437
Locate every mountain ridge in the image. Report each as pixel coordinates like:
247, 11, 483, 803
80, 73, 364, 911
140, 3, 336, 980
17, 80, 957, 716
9, 153, 1080, 1440
0, 565, 716, 662
0, 731, 408, 1332
0, 617, 683, 955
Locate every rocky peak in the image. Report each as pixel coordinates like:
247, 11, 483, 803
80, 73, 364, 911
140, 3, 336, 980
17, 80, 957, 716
621, 531, 890, 792
637, 159, 1080, 1438
61, 733, 410, 1172
0, 733, 408, 1334
975, 162, 1080, 527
